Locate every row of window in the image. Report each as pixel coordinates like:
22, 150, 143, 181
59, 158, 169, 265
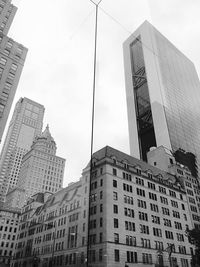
112, 168, 182, 199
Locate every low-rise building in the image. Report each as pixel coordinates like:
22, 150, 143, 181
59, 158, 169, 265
12, 146, 196, 267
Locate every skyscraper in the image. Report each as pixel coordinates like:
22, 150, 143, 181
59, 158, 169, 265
123, 20, 200, 177
0, 97, 44, 201
0, 0, 28, 142
16, 124, 65, 207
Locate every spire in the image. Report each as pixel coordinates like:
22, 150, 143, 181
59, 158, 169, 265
41, 124, 55, 142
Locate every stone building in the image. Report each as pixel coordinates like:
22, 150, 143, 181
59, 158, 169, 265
11, 146, 197, 267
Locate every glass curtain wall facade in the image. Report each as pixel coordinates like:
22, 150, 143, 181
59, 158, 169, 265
130, 36, 156, 161
124, 21, 200, 177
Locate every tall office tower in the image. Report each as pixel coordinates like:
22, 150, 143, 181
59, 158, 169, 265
17, 125, 65, 205
0, 97, 44, 202
0, 0, 28, 142
123, 21, 200, 177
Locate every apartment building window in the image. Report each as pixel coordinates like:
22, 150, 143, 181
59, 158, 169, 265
155, 241, 163, 250
181, 204, 185, 210
99, 232, 103, 243
114, 249, 120, 262
100, 218, 103, 227
123, 172, 132, 181
113, 168, 117, 176
163, 218, 172, 227
159, 186, 166, 194
124, 208, 134, 218
174, 221, 182, 230
114, 233, 119, 243
169, 190, 176, 198
135, 177, 144, 185
140, 224, 149, 234
11, 63, 17, 72
126, 235, 136, 246
100, 204, 103, 212
138, 199, 146, 209
114, 218, 118, 228
113, 180, 117, 188
162, 207, 170, 216
123, 183, 132, 192
180, 258, 189, 267
138, 212, 148, 221
177, 233, 184, 242
150, 203, 159, 212
125, 221, 135, 231
190, 205, 198, 213
113, 192, 118, 200
124, 195, 133, 205
141, 238, 151, 248
113, 205, 118, 214
171, 200, 178, 208
0, 57, 6, 65
100, 191, 103, 199
149, 192, 157, 201
152, 215, 160, 224
153, 227, 162, 237
179, 246, 186, 254
160, 196, 168, 205
127, 251, 137, 263
148, 182, 155, 190
165, 231, 174, 239
142, 253, 152, 264
136, 188, 145, 197
99, 249, 103, 262
172, 210, 180, 218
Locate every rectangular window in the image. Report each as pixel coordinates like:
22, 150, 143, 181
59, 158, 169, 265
140, 224, 149, 234
114, 233, 119, 243
127, 251, 137, 263
113, 168, 117, 176
114, 218, 118, 228
113, 205, 118, 214
113, 192, 118, 200
0, 57, 6, 65
113, 180, 117, 188
142, 253, 152, 264
114, 249, 120, 262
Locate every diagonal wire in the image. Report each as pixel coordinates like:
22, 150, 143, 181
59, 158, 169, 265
68, 8, 95, 41
99, 6, 132, 34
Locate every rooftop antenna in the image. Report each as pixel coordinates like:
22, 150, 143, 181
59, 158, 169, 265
87, 0, 103, 266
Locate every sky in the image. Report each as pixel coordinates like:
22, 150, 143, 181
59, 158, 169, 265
2, 0, 200, 187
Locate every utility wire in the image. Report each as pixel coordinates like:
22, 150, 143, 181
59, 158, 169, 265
68, 9, 94, 41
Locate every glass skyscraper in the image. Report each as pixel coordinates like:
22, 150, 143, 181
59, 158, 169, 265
123, 21, 200, 177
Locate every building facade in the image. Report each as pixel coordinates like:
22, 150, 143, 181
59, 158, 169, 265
0, 0, 28, 142
147, 146, 200, 230
12, 146, 195, 267
123, 21, 200, 177
14, 125, 65, 207
0, 97, 44, 202
0, 206, 20, 266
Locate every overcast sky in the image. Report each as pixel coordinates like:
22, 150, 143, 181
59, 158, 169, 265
3, 0, 200, 187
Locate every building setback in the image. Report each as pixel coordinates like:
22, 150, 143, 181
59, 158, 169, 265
0, 97, 44, 202
12, 146, 196, 267
0, 0, 28, 142
14, 125, 66, 207
123, 20, 200, 178
0, 206, 20, 266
